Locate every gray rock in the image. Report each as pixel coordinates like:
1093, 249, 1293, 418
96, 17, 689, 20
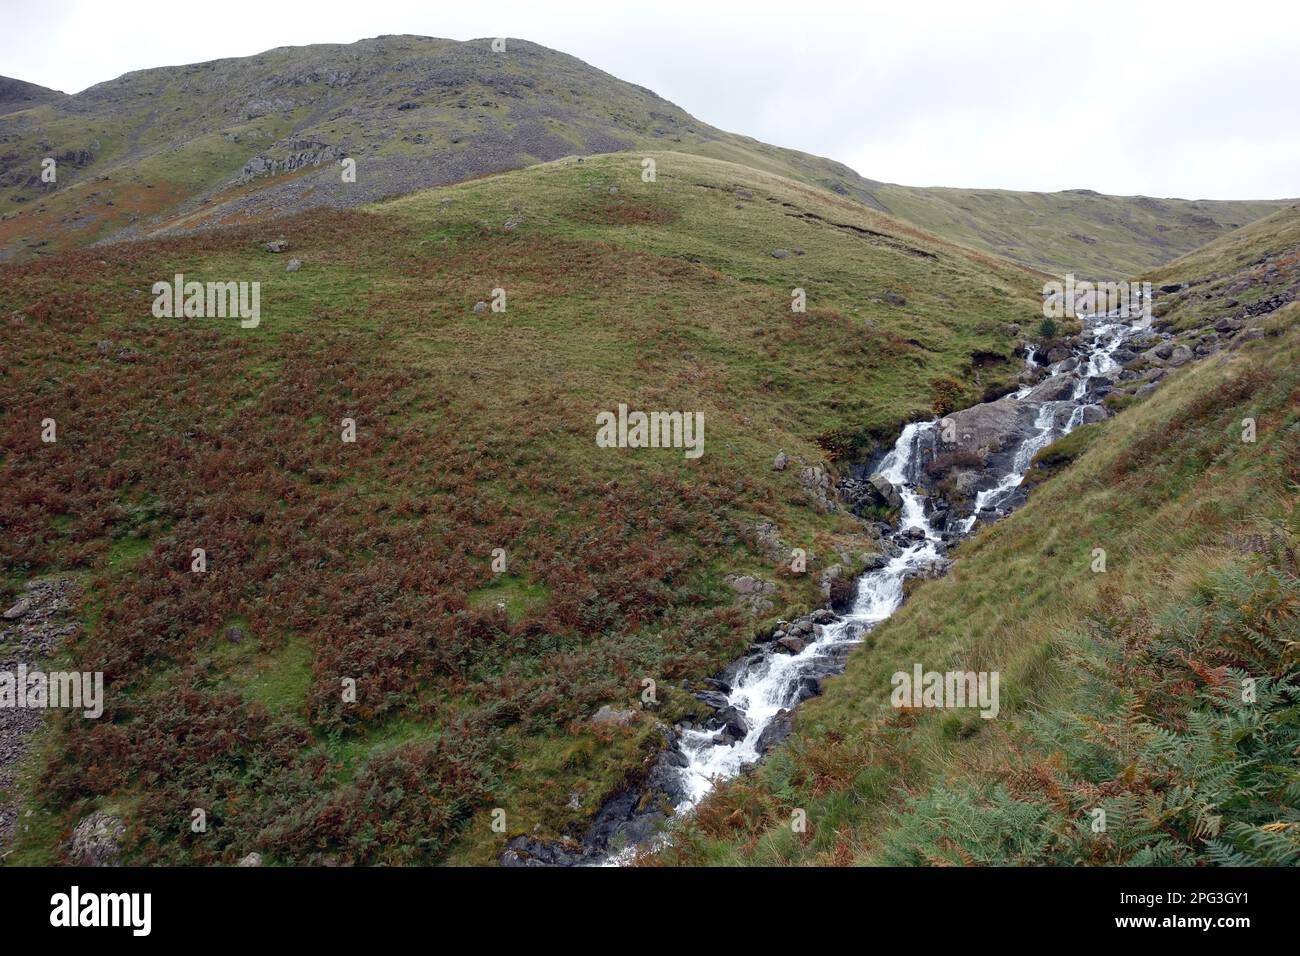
772, 451, 788, 471
237, 852, 263, 867
67, 812, 125, 867
771, 248, 791, 259
867, 474, 903, 510
2, 599, 31, 620
473, 301, 488, 314
1166, 345, 1194, 367
264, 239, 288, 253
1025, 373, 1075, 403
285, 258, 302, 272
776, 635, 806, 654
591, 706, 637, 727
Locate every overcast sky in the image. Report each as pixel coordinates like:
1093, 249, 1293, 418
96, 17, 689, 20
3, 0, 1297, 199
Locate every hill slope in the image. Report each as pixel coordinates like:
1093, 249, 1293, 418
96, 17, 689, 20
1, 36, 1286, 277
0, 151, 1049, 865
864, 183, 1288, 280
0, 76, 66, 115
651, 211, 1300, 866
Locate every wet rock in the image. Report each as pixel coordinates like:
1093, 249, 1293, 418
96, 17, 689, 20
787, 676, 821, 706
756, 709, 794, 753
776, 635, 807, 654
867, 473, 903, 510
712, 705, 749, 740
692, 689, 730, 711
1025, 374, 1075, 403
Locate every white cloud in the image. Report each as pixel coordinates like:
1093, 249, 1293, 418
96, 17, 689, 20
2, 0, 1296, 198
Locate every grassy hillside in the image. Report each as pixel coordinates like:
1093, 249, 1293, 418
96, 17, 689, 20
865, 183, 1289, 280
0, 151, 1047, 865
650, 213, 1300, 865
1, 36, 1284, 280
0, 36, 889, 262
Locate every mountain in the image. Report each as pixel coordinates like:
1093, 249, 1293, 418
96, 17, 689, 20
0, 36, 1287, 276
0, 36, 886, 261
0, 76, 66, 115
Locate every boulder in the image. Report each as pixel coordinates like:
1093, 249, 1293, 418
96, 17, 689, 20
776, 635, 806, 654
263, 239, 288, 253
285, 258, 302, 273
2, 598, 31, 620
591, 706, 637, 727
67, 812, 125, 867
1024, 373, 1075, 403
867, 474, 903, 510
772, 450, 789, 471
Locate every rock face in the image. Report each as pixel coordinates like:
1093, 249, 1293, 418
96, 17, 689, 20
67, 811, 126, 867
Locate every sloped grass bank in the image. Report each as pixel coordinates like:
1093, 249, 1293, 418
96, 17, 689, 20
654, 320, 1299, 866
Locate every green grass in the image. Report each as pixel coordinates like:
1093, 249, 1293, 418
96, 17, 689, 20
0, 148, 1055, 865
867, 184, 1288, 280
653, 310, 1299, 866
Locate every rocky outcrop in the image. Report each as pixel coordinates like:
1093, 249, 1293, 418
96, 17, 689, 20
67, 811, 126, 867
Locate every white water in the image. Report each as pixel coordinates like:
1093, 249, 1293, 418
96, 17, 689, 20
609, 308, 1151, 861
676, 421, 944, 806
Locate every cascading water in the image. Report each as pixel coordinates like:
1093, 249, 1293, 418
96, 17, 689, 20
593, 308, 1151, 865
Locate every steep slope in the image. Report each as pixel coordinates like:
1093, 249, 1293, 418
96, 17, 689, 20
651, 213, 1300, 866
863, 183, 1289, 280
0, 76, 66, 115
1, 35, 1285, 278
0, 151, 1046, 865
0, 35, 884, 261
